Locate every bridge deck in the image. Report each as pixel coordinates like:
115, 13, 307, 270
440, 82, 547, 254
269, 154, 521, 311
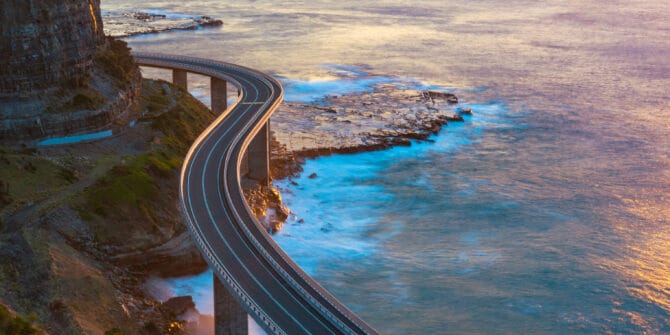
133, 52, 379, 335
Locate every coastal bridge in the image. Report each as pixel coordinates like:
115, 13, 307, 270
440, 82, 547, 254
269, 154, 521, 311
133, 53, 380, 335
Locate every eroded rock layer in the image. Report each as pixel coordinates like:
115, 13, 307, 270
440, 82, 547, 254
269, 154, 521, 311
0, 0, 105, 96
0, 0, 141, 144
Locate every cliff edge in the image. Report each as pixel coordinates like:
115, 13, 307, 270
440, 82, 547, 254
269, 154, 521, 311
0, 0, 141, 144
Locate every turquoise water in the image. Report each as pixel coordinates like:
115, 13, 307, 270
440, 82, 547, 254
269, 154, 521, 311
103, 1, 670, 333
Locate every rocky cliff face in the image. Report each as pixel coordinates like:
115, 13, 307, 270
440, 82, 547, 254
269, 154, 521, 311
0, 0, 141, 144
0, 0, 105, 97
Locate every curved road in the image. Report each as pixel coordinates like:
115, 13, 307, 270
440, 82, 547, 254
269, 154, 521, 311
133, 53, 380, 335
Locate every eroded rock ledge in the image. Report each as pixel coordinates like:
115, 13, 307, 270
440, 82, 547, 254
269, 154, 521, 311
0, 0, 142, 144
103, 11, 223, 38
0, 80, 213, 334
270, 84, 472, 180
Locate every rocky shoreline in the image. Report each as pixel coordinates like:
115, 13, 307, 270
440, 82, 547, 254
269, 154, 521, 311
0, 80, 473, 334
135, 83, 475, 333
1, 30, 473, 332
270, 83, 473, 180
103, 11, 223, 38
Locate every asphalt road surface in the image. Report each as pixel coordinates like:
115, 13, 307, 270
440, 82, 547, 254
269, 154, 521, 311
133, 52, 380, 335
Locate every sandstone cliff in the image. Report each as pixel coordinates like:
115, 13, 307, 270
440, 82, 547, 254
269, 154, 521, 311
0, 80, 213, 334
0, 0, 141, 144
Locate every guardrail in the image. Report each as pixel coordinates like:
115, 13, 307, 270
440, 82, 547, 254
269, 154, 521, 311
134, 52, 379, 335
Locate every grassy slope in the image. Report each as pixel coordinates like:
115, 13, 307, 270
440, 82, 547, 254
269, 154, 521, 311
0, 149, 75, 218
77, 79, 214, 246
0, 304, 43, 335
0, 79, 214, 335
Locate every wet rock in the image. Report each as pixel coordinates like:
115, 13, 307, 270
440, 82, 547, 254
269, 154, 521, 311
103, 11, 224, 38
312, 106, 337, 113
197, 16, 224, 27
160, 296, 195, 318
390, 137, 412, 146
428, 120, 444, 133
426, 91, 459, 104
133, 12, 166, 21
275, 203, 290, 222
458, 107, 473, 115
308, 172, 318, 179
269, 81, 473, 180
111, 230, 208, 278
445, 114, 465, 122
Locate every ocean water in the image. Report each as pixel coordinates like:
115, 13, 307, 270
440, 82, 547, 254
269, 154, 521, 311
102, 1, 670, 334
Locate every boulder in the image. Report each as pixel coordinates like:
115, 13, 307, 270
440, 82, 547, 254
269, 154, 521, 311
445, 115, 464, 122
197, 16, 224, 27
425, 91, 459, 104
458, 107, 473, 115
160, 296, 195, 318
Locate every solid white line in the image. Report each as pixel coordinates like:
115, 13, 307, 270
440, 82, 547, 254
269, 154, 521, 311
136, 53, 377, 335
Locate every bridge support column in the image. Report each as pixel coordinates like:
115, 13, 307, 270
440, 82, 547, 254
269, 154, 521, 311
215, 275, 249, 335
247, 121, 270, 186
211, 77, 228, 115
173, 69, 188, 89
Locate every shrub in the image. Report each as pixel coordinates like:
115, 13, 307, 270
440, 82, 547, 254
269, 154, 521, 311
96, 36, 137, 88
58, 167, 78, 183
0, 305, 39, 335
105, 328, 124, 335
45, 89, 105, 113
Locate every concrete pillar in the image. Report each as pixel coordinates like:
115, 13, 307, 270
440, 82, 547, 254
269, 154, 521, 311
211, 77, 228, 114
215, 275, 248, 335
247, 121, 270, 185
173, 69, 188, 89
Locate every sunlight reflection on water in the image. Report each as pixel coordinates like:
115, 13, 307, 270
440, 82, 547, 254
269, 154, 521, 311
105, 0, 670, 333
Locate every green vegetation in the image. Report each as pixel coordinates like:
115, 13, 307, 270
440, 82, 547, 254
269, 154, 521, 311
76, 79, 214, 244
58, 167, 78, 184
141, 80, 214, 152
0, 305, 40, 335
0, 79, 215, 333
0, 148, 75, 212
96, 36, 137, 88
105, 327, 124, 335
45, 88, 105, 113
85, 155, 157, 214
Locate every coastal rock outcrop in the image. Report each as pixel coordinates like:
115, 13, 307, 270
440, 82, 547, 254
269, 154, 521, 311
0, 0, 141, 144
0, 0, 105, 97
0, 79, 216, 334
426, 90, 459, 103
103, 11, 224, 38
270, 83, 470, 179
458, 107, 473, 115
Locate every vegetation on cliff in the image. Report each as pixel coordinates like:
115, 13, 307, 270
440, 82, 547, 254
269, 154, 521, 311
0, 304, 41, 335
0, 0, 142, 143
0, 147, 78, 215
0, 79, 213, 335
75, 80, 214, 247
96, 37, 138, 89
